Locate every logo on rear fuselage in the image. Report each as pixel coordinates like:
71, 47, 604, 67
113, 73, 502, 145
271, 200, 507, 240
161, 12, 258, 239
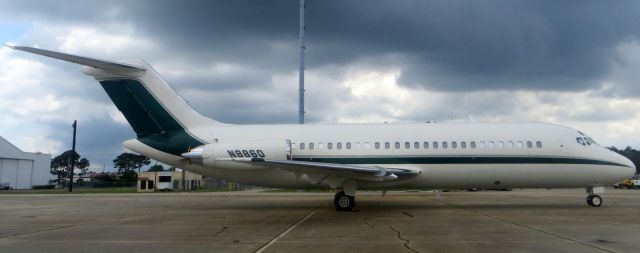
227, 150, 266, 158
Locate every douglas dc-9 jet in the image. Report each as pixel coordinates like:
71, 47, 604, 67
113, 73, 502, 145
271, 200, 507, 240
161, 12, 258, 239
9, 45, 635, 211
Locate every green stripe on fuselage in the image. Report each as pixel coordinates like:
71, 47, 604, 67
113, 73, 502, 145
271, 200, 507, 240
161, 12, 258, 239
99, 79, 203, 156
292, 156, 630, 167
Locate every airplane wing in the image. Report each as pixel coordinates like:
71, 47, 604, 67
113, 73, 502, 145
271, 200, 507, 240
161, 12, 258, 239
6, 45, 146, 72
244, 158, 420, 182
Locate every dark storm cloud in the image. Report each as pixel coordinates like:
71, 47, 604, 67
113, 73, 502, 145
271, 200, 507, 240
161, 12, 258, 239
3, 0, 640, 93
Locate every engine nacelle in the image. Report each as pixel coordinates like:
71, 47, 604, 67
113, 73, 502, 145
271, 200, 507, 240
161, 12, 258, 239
182, 140, 291, 170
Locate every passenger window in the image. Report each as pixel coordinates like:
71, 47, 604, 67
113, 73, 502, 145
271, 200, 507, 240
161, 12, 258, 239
309, 143, 315, 150
405, 142, 411, 149
423, 142, 429, 149
507, 141, 514, 148
433, 142, 439, 149
375, 142, 380, 149
318, 143, 324, 149
337, 142, 342, 149
385, 142, 390, 149
470, 141, 476, 148
461, 141, 467, 149
517, 141, 524, 148
327, 142, 332, 149
498, 141, 504, 148
488, 141, 495, 148
346, 142, 352, 149
527, 141, 533, 148
395, 142, 400, 149
452, 142, 457, 149
442, 142, 448, 149
300, 143, 305, 150
479, 141, 486, 148
536, 141, 542, 148
365, 142, 371, 149
414, 142, 420, 149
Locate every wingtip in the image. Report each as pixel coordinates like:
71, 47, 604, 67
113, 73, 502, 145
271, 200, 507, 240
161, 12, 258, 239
4, 44, 17, 50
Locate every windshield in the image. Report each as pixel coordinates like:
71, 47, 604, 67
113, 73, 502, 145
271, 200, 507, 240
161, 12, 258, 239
576, 131, 598, 146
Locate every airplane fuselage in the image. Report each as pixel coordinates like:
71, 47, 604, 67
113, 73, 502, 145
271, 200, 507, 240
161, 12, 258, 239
125, 122, 635, 190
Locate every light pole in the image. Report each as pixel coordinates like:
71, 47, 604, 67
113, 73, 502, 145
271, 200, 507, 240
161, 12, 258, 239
69, 120, 77, 192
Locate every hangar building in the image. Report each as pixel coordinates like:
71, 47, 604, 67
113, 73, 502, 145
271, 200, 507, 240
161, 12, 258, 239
0, 136, 52, 189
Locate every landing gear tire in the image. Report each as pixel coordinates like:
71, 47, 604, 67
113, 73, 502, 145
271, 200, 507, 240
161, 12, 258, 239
334, 191, 355, 211
587, 195, 602, 207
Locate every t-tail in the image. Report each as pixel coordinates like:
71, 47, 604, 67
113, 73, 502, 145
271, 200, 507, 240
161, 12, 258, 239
7, 45, 218, 156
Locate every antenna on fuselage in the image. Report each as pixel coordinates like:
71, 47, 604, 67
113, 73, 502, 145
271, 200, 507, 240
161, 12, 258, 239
298, 0, 306, 124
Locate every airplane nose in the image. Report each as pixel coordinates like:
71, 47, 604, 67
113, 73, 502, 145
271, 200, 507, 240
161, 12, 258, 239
615, 153, 636, 178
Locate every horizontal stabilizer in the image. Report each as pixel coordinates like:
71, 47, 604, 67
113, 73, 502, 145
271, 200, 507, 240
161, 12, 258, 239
6, 45, 146, 72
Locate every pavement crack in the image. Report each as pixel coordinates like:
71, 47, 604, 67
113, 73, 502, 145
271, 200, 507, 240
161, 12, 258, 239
214, 225, 228, 236
364, 217, 375, 227
388, 225, 419, 253
402, 211, 414, 218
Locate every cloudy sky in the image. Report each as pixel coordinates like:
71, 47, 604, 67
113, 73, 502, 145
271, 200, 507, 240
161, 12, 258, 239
1, 0, 640, 171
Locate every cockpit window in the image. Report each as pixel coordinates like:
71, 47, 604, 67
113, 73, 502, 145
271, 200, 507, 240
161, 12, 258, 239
584, 138, 592, 145
576, 130, 598, 146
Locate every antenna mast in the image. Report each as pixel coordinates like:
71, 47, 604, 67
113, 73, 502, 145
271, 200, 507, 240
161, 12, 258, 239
298, 0, 306, 124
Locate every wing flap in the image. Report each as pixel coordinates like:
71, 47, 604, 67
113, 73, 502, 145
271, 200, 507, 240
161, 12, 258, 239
248, 158, 420, 182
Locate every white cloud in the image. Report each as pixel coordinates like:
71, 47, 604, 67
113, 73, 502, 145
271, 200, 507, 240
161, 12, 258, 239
0, 22, 151, 156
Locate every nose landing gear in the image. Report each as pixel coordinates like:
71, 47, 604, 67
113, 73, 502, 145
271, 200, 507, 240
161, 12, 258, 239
586, 186, 604, 207
586, 195, 602, 207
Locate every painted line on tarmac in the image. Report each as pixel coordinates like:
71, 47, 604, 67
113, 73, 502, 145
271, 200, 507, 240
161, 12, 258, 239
255, 211, 315, 253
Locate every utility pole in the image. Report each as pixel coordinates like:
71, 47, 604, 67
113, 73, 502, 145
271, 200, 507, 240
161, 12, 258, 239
298, 0, 306, 124
69, 120, 77, 192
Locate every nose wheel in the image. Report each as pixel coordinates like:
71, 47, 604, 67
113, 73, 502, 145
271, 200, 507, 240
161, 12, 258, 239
587, 195, 602, 207
334, 191, 355, 211
586, 186, 604, 207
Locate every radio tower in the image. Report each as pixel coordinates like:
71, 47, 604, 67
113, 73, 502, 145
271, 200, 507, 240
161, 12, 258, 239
298, 0, 306, 124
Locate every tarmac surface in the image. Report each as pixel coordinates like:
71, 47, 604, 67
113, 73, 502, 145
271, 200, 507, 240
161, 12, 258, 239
1, 189, 640, 253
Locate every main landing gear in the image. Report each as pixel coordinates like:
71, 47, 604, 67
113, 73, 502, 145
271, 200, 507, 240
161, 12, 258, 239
334, 191, 355, 211
333, 180, 357, 211
586, 186, 604, 207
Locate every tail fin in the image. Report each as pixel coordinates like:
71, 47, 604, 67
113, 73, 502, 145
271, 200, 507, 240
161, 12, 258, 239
9, 45, 219, 155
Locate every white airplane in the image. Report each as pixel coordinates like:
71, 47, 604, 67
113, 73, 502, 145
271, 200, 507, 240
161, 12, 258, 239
9, 45, 635, 211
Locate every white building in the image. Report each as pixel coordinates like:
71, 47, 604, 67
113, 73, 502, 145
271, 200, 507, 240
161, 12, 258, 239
0, 136, 52, 189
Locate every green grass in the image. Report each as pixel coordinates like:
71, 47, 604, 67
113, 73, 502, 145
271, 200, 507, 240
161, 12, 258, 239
0, 187, 137, 194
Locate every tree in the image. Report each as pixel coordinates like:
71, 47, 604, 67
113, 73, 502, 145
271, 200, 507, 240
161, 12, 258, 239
77, 158, 90, 176
50, 150, 90, 181
94, 173, 115, 182
147, 164, 165, 172
119, 170, 138, 182
113, 152, 150, 174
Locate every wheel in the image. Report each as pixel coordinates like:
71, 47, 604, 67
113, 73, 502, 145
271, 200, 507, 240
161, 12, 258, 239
587, 195, 602, 207
334, 191, 355, 211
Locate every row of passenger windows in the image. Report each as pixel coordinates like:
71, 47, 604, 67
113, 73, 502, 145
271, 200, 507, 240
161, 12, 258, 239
298, 140, 543, 150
